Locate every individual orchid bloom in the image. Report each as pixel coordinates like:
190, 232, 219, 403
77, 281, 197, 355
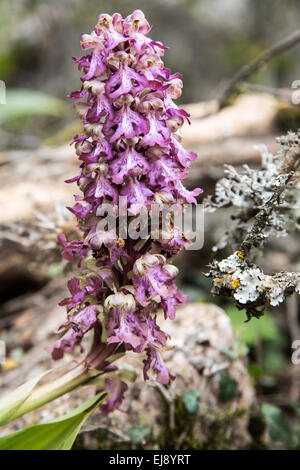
49, 328, 83, 360
59, 277, 87, 312
110, 146, 149, 184
143, 347, 173, 385
107, 311, 143, 350
50, 10, 202, 409
58, 305, 99, 336
120, 177, 153, 215
58, 234, 90, 262
100, 378, 128, 414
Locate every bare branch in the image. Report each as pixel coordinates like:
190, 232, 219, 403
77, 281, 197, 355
219, 29, 300, 107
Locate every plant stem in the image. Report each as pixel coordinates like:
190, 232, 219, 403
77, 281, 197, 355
8, 364, 94, 422
0, 342, 125, 425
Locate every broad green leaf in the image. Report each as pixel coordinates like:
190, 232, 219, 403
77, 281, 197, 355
0, 89, 64, 124
261, 403, 293, 445
0, 370, 50, 426
181, 389, 202, 415
127, 426, 151, 445
0, 391, 108, 450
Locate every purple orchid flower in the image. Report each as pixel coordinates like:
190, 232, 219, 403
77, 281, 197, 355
51, 10, 202, 411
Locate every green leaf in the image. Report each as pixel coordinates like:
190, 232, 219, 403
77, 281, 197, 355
0, 89, 64, 124
219, 374, 238, 401
0, 370, 50, 426
0, 391, 108, 450
181, 389, 202, 415
127, 426, 151, 445
261, 403, 293, 445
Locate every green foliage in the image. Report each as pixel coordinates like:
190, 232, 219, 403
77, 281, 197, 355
219, 374, 238, 401
127, 426, 152, 445
0, 370, 49, 426
0, 51, 16, 82
248, 362, 263, 379
0, 89, 64, 125
0, 392, 108, 450
225, 305, 278, 346
181, 390, 202, 415
261, 403, 293, 446
262, 344, 287, 376
97, 427, 109, 441
223, 35, 264, 70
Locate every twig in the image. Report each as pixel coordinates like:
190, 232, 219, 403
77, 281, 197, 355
151, 382, 176, 431
219, 29, 300, 107
240, 144, 300, 256
176, 426, 192, 450
240, 82, 295, 102
240, 171, 295, 256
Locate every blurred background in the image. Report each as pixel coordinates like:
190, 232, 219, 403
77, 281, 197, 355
1, 0, 300, 149
0, 0, 300, 450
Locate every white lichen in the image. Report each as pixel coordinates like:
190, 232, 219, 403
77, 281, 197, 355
208, 131, 300, 315
233, 267, 262, 304
205, 131, 300, 251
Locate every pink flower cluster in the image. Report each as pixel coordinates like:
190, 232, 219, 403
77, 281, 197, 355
51, 10, 202, 397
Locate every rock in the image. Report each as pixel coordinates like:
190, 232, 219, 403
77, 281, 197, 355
89, 303, 255, 449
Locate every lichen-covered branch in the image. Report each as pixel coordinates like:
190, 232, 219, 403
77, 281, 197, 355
208, 252, 300, 319
239, 170, 295, 256
206, 131, 300, 317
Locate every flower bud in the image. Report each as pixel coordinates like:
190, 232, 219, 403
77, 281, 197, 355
166, 115, 184, 132
133, 258, 145, 276
75, 139, 93, 155
84, 123, 104, 138
163, 264, 179, 279
98, 163, 109, 175
144, 254, 164, 267
83, 163, 100, 175
74, 102, 89, 120
78, 176, 90, 191
116, 94, 134, 106
167, 79, 183, 99
80, 32, 103, 50
97, 13, 113, 31
123, 9, 151, 35
104, 292, 136, 313
155, 192, 175, 204
83, 80, 105, 95
133, 254, 166, 276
